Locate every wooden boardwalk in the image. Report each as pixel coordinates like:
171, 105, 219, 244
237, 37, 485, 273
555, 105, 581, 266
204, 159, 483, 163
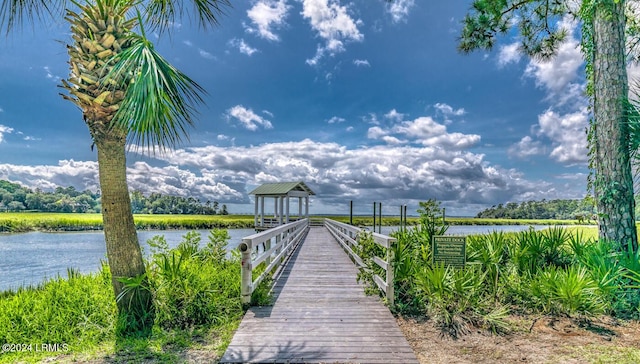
220, 226, 418, 364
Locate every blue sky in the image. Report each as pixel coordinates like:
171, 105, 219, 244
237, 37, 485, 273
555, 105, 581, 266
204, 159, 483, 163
0, 1, 599, 216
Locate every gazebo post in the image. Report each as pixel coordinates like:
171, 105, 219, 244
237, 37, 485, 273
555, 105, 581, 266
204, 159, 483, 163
260, 196, 265, 227
286, 195, 290, 223
254, 196, 258, 227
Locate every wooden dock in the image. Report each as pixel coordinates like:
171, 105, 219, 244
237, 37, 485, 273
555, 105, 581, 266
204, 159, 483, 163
220, 226, 418, 364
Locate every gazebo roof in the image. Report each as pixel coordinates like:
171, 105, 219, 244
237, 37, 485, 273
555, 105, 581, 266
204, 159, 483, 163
249, 181, 315, 196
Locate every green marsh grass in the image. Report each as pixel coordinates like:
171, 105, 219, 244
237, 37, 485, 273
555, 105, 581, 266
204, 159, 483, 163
0, 229, 266, 363
0, 212, 255, 232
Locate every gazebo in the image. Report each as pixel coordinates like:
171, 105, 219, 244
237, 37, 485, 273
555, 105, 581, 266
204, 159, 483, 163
249, 181, 315, 230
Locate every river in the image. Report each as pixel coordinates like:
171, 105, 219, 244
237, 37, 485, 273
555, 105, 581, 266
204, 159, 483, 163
0, 225, 548, 292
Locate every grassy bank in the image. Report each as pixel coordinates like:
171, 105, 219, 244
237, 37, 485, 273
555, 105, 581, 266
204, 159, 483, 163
0, 230, 269, 363
0, 212, 598, 233
0, 213, 255, 233
323, 215, 594, 227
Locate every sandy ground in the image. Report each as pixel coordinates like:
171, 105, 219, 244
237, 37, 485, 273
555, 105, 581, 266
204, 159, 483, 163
397, 315, 640, 364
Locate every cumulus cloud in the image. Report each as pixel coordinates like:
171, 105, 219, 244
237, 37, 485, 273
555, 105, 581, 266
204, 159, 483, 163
229, 38, 259, 56
509, 16, 589, 166
301, 0, 364, 66
384, 109, 405, 122
368, 115, 480, 149
523, 18, 583, 103
508, 136, 545, 159
0, 136, 584, 215
536, 108, 589, 165
434, 103, 465, 117
327, 116, 345, 124
140, 139, 556, 210
497, 42, 521, 67
385, 0, 415, 23
246, 0, 291, 41
226, 105, 274, 131
353, 59, 370, 67
0, 125, 14, 143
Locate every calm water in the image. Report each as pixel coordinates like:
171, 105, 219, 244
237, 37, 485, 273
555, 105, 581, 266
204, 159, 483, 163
0, 228, 255, 292
0, 225, 548, 292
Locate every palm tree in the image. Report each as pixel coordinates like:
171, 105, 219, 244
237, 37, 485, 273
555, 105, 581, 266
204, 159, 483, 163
2, 0, 230, 332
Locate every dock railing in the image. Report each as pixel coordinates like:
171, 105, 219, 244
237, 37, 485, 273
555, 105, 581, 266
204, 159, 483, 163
239, 218, 309, 304
324, 218, 395, 306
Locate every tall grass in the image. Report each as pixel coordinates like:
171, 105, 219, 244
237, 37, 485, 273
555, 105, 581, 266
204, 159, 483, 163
0, 212, 255, 232
0, 229, 259, 363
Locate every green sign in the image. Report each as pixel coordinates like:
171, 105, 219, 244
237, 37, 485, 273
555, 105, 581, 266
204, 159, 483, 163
432, 236, 466, 268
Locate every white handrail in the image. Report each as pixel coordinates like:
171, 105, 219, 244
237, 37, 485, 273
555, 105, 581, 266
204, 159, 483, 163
324, 218, 395, 306
239, 218, 309, 304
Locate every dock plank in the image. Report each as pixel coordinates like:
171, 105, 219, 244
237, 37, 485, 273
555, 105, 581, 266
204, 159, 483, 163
220, 226, 418, 364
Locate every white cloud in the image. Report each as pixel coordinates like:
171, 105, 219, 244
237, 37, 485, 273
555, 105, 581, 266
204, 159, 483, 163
0, 125, 14, 143
385, 0, 415, 23
327, 116, 345, 124
367, 126, 386, 139
353, 59, 370, 67
229, 38, 259, 56
536, 108, 589, 165
43, 66, 60, 82
508, 136, 545, 159
246, 0, 291, 41
198, 49, 215, 60
140, 139, 562, 212
301, 0, 364, 66
524, 18, 583, 102
226, 105, 274, 131
183, 40, 193, 47
384, 109, 405, 122
509, 16, 589, 166
434, 103, 465, 117
368, 115, 480, 149
0, 136, 585, 215
497, 42, 521, 67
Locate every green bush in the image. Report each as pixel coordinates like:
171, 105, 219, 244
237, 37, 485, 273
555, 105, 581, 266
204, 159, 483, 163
148, 230, 243, 329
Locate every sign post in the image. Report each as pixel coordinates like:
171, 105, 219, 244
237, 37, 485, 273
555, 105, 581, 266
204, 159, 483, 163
432, 236, 466, 268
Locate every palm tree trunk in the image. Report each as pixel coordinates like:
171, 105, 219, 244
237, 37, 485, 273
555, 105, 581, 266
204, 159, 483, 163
593, 0, 638, 252
96, 130, 153, 331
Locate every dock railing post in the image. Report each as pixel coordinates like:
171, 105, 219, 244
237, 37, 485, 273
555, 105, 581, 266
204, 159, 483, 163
240, 239, 253, 305
386, 237, 395, 306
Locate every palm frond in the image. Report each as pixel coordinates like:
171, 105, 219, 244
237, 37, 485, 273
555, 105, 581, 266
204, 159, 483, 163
105, 32, 205, 152
144, 0, 230, 32
0, 0, 63, 34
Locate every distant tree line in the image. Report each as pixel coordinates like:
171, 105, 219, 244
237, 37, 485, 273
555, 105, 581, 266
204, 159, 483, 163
0, 180, 227, 215
476, 198, 597, 220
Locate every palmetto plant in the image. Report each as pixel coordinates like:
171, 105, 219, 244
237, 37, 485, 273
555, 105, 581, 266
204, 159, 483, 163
2, 0, 230, 333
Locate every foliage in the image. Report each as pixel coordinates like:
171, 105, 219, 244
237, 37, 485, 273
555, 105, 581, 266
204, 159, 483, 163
147, 230, 243, 329
476, 198, 597, 220
0, 229, 249, 362
0, 179, 228, 215
386, 201, 640, 338
0, 264, 117, 362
